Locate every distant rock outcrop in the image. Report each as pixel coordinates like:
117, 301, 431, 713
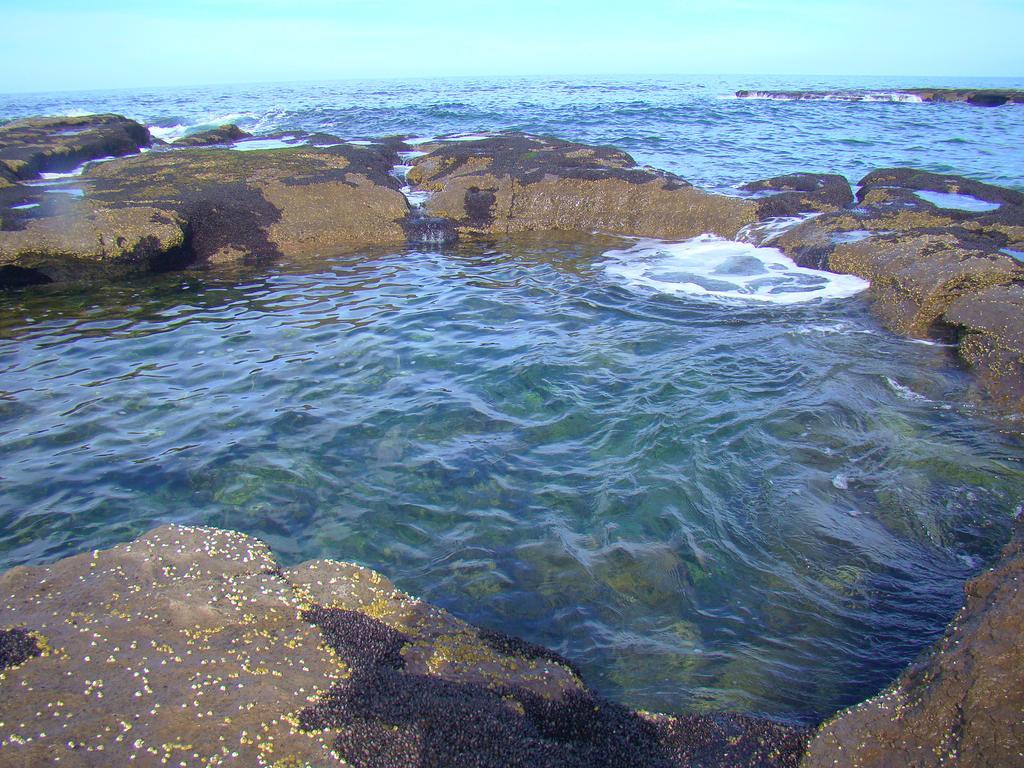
0, 524, 807, 768
172, 124, 253, 146
735, 89, 1024, 106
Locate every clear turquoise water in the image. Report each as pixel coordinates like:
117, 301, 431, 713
1, 235, 1021, 723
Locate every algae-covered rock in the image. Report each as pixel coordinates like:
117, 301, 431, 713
770, 169, 1024, 412
827, 230, 1023, 337
802, 523, 1024, 767
406, 133, 756, 240
0, 524, 807, 767
173, 124, 253, 147
740, 173, 853, 217
0, 201, 190, 283
0, 113, 151, 180
0, 141, 411, 284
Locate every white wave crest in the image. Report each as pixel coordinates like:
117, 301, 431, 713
604, 235, 869, 305
149, 112, 256, 144
736, 213, 819, 246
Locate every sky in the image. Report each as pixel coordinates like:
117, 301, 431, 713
1, 0, 1022, 93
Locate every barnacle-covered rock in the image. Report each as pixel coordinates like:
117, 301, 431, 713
0, 525, 807, 768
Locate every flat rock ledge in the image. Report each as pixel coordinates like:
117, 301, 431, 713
0, 524, 807, 768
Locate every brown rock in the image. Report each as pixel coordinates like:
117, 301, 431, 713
0, 201, 189, 283
857, 168, 1023, 208
0, 144, 410, 283
802, 523, 1024, 767
172, 124, 253, 147
942, 284, 1024, 410
0, 524, 807, 768
740, 173, 853, 217
0, 114, 151, 180
407, 134, 756, 240
826, 230, 1023, 337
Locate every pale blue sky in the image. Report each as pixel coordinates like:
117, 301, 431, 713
1, 0, 1022, 93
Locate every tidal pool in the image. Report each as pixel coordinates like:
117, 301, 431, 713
0, 234, 1020, 723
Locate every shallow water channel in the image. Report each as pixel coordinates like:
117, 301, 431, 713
1, 234, 1021, 723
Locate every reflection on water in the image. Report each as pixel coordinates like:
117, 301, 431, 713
0, 235, 1021, 723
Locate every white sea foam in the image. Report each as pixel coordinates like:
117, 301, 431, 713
914, 190, 1001, 212
401, 187, 431, 207
151, 112, 257, 144
150, 124, 189, 143
736, 213, 819, 246
11, 203, 40, 210
391, 164, 414, 180
734, 91, 924, 104
603, 235, 869, 305
884, 376, 929, 401
48, 188, 85, 197
347, 140, 377, 146
398, 150, 429, 161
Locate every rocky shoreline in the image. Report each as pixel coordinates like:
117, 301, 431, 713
0, 521, 1020, 767
2, 113, 1023, 415
0, 525, 808, 768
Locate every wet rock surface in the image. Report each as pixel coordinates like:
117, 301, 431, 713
740, 173, 854, 218
802, 521, 1024, 767
171, 124, 253, 147
0, 525, 807, 768
405, 133, 756, 240
0, 114, 151, 180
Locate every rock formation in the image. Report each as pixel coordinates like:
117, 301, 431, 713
772, 168, 1024, 412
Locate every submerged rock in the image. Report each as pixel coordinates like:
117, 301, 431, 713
0, 524, 807, 767
405, 133, 756, 240
0, 113, 151, 180
803, 522, 1024, 767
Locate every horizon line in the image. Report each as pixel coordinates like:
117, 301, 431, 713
2, 71, 1023, 98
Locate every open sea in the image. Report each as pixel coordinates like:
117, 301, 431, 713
1, 74, 1023, 724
